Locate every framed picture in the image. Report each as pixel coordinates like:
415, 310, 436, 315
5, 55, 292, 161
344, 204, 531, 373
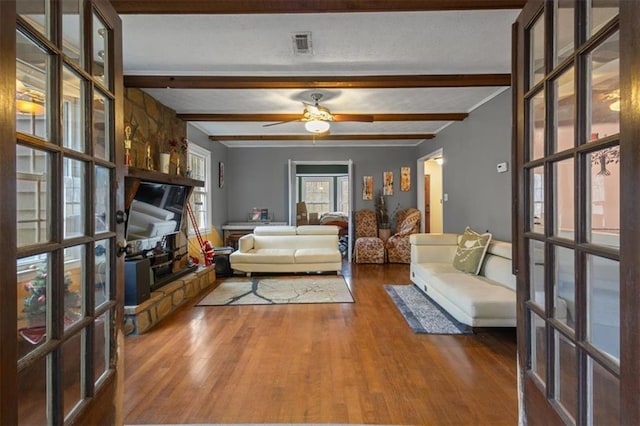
363, 176, 373, 200
401, 166, 410, 191
218, 161, 224, 188
383, 171, 393, 195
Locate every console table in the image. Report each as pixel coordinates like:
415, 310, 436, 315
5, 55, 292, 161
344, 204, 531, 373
222, 221, 288, 249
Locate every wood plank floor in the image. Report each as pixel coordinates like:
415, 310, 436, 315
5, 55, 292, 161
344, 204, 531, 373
123, 263, 518, 425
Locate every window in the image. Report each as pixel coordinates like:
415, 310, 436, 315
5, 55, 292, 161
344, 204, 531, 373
187, 143, 211, 234
298, 174, 349, 215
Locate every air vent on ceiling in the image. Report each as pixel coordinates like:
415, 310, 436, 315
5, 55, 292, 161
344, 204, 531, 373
292, 32, 313, 55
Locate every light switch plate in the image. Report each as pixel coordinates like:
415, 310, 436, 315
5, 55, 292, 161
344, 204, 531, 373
497, 162, 509, 173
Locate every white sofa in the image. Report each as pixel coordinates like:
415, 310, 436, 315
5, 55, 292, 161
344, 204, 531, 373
229, 225, 342, 275
409, 233, 516, 327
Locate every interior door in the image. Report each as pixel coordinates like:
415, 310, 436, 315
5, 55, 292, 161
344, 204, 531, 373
4, 0, 124, 424
424, 175, 431, 233
514, 1, 640, 424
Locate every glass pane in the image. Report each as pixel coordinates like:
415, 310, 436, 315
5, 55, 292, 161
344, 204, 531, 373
17, 0, 48, 39
554, 67, 575, 153
590, 0, 619, 37
555, 0, 574, 65
554, 246, 575, 328
588, 147, 620, 248
17, 254, 50, 359
554, 331, 577, 422
588, 31, 619, 141
62, 66, 85, 152
64, 246, 84, 330
530, 310, 547, 387
93, 13, 109, 88
554, 159, 574, 238
62, 332, 83, 418
94, 310, 110, 383
64, 158, 86, 238
588, 357, 620, 425
95, 239, 110, 308
529, 14, 545, 87
17, 145, 50, 247
190, 191, 207, 231
61, 0, 82, 66
528, 90, 545, 161
93, 90, 110, 161
529, 239, 545, 308
95, 166, 110, 233
529, 166, 544, 232
301, 178, 333, 215
16, 30, 49, 140
18, 355, 48, 424
587, 255, 619, 362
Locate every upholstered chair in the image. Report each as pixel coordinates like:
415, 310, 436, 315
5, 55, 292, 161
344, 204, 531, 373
353, 210, 385, 264
386, 208, 421, 263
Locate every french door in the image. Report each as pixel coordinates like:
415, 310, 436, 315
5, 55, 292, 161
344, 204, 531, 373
514, 0, 640, 424
1, 0, 124, 424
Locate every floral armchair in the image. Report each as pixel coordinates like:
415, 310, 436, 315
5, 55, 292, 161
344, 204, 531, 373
354, 210, 385, 264
386, 208, 421, 263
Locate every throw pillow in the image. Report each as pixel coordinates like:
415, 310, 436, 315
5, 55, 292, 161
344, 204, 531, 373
399, 210, 421, 235
452, 227, 492, 275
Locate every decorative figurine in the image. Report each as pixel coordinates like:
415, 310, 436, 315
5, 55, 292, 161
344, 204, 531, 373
145, 144, 153, 170
124, 125, 132, 166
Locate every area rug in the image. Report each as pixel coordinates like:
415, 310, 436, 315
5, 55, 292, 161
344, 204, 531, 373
384, 285, 472, 334
197, 275, 354, 306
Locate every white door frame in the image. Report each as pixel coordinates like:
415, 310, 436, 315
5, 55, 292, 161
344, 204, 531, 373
416, 148, 443, 233
288, 159, 353, 263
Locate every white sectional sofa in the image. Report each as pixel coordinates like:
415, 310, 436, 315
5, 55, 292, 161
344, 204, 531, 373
409, 233, 516, 327
229, 225, 342, 275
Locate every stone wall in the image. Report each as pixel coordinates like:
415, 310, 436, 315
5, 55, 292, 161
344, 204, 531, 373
123, 87, 187, 173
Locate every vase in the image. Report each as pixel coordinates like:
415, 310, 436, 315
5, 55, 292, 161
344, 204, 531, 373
159, 153, 170, 173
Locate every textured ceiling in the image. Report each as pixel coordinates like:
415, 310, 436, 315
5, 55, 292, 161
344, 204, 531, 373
121, 8, 521, 147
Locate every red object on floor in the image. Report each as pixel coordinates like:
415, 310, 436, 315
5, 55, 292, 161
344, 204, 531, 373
19, 326, 46, 345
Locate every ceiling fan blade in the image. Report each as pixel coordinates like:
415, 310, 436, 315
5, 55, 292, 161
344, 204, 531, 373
263, 119, 300, 127
332, 113, 375, 123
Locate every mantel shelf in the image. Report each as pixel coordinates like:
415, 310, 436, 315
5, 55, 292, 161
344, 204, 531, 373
125, 166, 205, 188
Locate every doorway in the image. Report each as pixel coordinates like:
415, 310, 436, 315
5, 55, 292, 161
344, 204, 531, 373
288, 160, 353, 263
416, 150, 443, 233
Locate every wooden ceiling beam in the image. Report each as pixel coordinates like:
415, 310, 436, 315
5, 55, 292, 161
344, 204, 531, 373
178, 113, 468, 122
208, 134, 435, 141
125, 74, 511, 89
111, 0, 527, 14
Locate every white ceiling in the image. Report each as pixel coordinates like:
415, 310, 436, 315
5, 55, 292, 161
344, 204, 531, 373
120, 9, 521, 147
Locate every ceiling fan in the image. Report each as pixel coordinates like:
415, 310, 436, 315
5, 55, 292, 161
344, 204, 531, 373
263, 93, 374, 134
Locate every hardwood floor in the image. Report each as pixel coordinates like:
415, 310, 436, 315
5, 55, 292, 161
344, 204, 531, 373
123, 262, 518, 425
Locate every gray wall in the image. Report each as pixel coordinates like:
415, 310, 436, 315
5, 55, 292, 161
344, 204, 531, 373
187, 124, 228, 234
417, 88, 512, 242
226, 146, 418, 225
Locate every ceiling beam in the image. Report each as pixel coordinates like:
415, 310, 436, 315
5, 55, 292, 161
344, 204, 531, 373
178, 113, 469, 122
208, 134, 435, 141
111, 0, 527, 14
125, 74, 511, 89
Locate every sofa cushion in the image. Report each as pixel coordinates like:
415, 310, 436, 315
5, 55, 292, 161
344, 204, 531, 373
254, 226, 297, 236
399, 210, 421, 235
427, 271, 516, 320
294, 248, 342, 263
296, 225, 339, 235
230, 249, 295, 264
452, 227, 492, 274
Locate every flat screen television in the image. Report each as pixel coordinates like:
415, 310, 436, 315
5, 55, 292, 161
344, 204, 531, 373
126, 182, 189, 241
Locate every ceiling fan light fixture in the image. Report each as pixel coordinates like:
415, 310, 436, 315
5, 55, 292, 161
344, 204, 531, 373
16, 99, 45, 116
305, 119, 330, 134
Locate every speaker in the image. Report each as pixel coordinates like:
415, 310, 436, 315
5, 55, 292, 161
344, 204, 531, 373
125, 258, 151, 305
214, 254, 233, 277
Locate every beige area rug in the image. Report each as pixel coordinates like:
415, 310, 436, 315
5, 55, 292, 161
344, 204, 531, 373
196, 275, 354, 306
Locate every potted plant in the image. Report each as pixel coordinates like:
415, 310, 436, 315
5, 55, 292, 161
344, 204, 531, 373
22, 265, 81, 330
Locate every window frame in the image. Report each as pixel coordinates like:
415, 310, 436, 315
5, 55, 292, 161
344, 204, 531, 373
187, 143, 212, 235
